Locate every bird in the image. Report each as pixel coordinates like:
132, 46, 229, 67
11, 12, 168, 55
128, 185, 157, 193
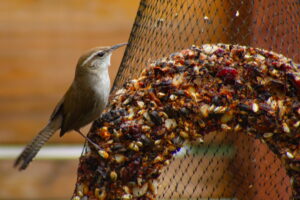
14, 43, 127, 170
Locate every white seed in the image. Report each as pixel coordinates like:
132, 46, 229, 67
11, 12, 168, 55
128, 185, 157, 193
115, 88, 126, 95
136, 141, 143, 147
187, 86, 197, 99
164, 160, 170, 165
200, 104, 210, 118
203, 44, 218, 54
165, 119, 177, 130
113, 129, 122, 138
270, 100, 277, 110
293, 121, 300, 128
110, 171, 118, 181
286, 151, 294, 159
263, 132, 273, 138
130, 79, 137, 83
282, 122, 290, 133
123, 98, 131, 105
261, 64, 267, 71
221, 124, 231, 131
137, 177, 143, 186
244, 53, 252, 60
197, 137, 204, 143
235, 10, 239, 17
132, 184, 148, 197
77, 184, 83, 197
278, 100, 286, 119
154, 155, 164, 163
137, 101, 145, 108
95, 188, 106, 200
114, 154, 126, 163
143, 112, 153, 123
123, 186, 130, 194
252, 103, 259, 113
270, 69, 279, 76
214, 106, 227, 114
83, 183, 89, 195
169, 94, 177, 101
142, 125, 151, 132
184, 126, 189, 131
172, 73, 184, 86
267, 97, 272, 104
107, 140, 113, 144
194, 66, 200, 74
99, 190, 107, 200
98, 150, 109, 159
134, 82, 140, 90
267, 97, 278, 110
159, 111, 169, 118
148, 180, 158, 195
137, 75, 147, 82
209, 104, 216, 112
157, 92, 166, 98
122, 194, 132, 200
127, 108, 135, 120
256, 54, 265, 61
129, 142, 139, 151
180, 131, 189, 139
137, 109, 146, 115
154, 139, 162, 145
234, 124, 241, 132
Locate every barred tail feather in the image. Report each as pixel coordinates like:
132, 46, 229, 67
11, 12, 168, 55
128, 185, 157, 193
14, 117, 61, 170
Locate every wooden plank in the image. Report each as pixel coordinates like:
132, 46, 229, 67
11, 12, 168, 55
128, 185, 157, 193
0, 160, 78, 200
0, 0, 140, 144
1, 155, 232, 200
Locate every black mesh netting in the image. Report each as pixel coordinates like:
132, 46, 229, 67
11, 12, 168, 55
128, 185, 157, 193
74, 0, 299, 200
111, 1, 299, 199
113, 0, 299, 90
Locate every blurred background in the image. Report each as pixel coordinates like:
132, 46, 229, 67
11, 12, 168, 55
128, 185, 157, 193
0, 0, 298, 200
0, 0, 139, 199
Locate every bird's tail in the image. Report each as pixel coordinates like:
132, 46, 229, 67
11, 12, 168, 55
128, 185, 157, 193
14, 118, 61, 170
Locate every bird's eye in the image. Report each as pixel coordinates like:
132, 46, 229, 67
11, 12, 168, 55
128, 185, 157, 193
97, 52, 105, 57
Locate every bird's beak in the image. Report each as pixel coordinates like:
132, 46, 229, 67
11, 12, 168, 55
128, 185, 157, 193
109, 43, 128, 51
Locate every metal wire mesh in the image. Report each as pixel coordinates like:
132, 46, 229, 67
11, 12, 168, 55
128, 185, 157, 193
109, 0, 299, 199
113, 0, 299, 91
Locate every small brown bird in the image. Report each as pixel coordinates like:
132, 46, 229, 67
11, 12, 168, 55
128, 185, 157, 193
14, 43, 127, 170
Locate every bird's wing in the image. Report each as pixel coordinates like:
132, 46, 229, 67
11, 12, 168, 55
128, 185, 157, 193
59, 85, 95, 136
50, 97, 64, 121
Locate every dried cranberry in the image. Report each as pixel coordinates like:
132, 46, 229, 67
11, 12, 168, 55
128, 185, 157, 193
214, 48, 225, 57
280, 63, 292, 71
216, 67, 238, 82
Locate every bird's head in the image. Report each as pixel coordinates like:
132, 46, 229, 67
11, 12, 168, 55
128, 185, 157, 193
76, 43, 127, 74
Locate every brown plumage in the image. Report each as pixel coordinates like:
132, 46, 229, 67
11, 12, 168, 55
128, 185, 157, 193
14, 43, 127, 170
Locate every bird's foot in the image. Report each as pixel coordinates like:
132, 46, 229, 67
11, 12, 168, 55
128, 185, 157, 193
75, 130, 101, 150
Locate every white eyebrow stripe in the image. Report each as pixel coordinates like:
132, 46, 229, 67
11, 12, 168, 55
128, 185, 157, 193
81, 51, 101, 66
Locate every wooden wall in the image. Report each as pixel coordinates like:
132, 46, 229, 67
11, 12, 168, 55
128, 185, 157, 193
0, 0, 140, 144
0, 1, 139, 199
